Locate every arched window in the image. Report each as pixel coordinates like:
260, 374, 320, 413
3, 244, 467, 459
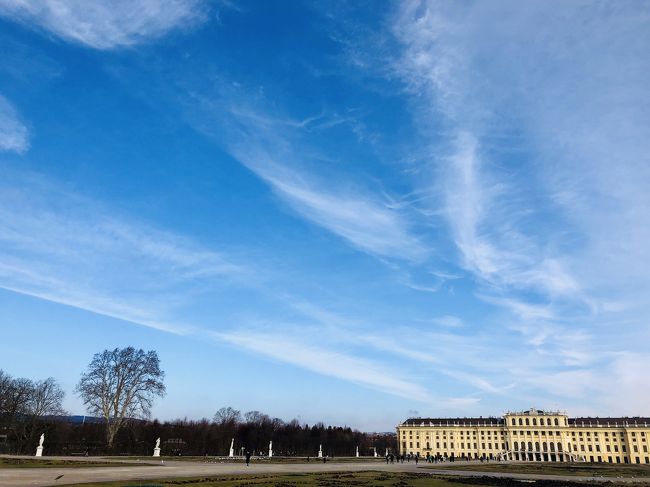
542, 442, 547, 452
535, 442, 540, 452
514, 441, 518, 451
554, 418, 559, 426
550, 442, 555, 452
557, 442, 563, 452
532, 418, 537, 426
526, 418, 530, 425
528, 442, 533, 451
519, 418, 523, 425
547, 418, 552, 426
512, 418, 516, 425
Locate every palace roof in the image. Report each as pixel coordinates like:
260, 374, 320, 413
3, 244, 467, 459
401, 417, 504, 427
569, 417, 650, 427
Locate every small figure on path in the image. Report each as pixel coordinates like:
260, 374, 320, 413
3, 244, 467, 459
245, 451, 251, 466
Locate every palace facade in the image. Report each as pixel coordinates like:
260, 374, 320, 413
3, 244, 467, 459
397, 408, 650, 464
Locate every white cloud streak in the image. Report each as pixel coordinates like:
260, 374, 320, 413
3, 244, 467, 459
214, 328, 440, 404
0, 0, 207, 49
387, 0, 650, 412
194, 94, 430, 263
0, 95, 28, 153
231, 143, 428, 262
431, 315, 463, 328
0, 171, 245, 334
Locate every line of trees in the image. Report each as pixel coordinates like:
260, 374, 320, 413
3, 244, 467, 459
0, 370, 66, 453
0, 347, 396, 456
0, 408, 394, 456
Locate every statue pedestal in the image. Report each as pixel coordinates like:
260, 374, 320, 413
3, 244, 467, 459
317, 451, 322, 458
229, 448, 234, 457
153, 448, 161, 457
35, 446, 43, 457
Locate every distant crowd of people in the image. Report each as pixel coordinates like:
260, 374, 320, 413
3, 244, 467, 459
238, 449, 499, 467
386, 451, 501, 464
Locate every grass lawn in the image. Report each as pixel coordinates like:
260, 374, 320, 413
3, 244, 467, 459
56, 471, 638, 487
0, 457, 150, 468
427, 461, 650, 477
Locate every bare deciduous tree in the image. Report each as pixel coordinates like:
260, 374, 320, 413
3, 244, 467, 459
75, 347, 165, 449
213, 406, 241, 425
0, 370, 13, 415
244, 410, 270, 425
0, 371, 66, 451
27, 378, 66, 417
0, 375, 32, 418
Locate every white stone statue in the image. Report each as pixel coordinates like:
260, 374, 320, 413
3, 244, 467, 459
35, 434, 44, 457
229, 438, 234, 457
318, 444, 323, 458
356, 445, 359, 457
385, 447, 389, 457
269, 440, 273, 457
373, 447, 377, 458
153, 437, 161, 457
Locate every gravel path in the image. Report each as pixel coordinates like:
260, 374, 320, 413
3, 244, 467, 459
2, 458, 649, 486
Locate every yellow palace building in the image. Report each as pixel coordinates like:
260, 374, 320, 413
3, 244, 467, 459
397, 408, 650, 464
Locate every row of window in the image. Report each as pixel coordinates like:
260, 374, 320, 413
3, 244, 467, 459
510, 417, 565, 427
573, 431, 625, 437
403, 441, 506, 450
404, 430, 503, 437
402, 429, 648, 441
404, 438, 650, 453
510, 430, 561, 436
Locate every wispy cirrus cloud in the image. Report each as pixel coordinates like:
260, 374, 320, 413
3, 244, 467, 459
0, 0, 208, 49
267, 298, 509, 400
392, 0, 650, 303
441, 132, 580, 298
384, 0, 650, 411
431, 315, 463, 328
214, 327, 470, 406
0, 170, 245, 334
0, 95, 28, 153
185, 87, 429, 263
231, 143, 428, 263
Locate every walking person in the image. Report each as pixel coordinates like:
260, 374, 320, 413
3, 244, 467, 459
245, 451, 251, 466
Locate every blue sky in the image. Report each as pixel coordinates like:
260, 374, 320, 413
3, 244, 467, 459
1, 0, 649, 431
